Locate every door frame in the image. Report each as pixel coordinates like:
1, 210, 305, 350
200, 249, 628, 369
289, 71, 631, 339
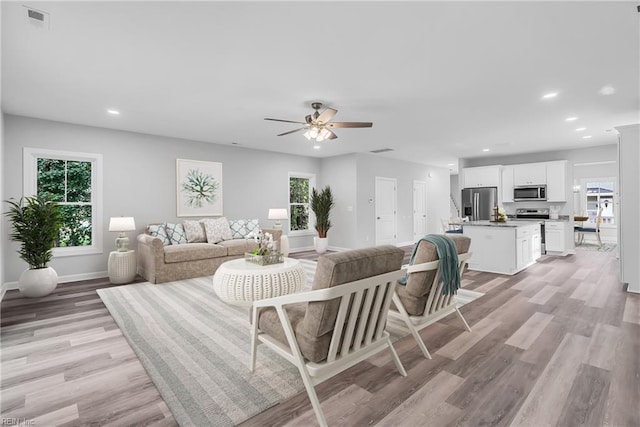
375, 176, 397, 246
413, 180, 428, 241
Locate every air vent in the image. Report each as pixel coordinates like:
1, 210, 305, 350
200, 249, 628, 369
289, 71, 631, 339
369, 148, 394, 154
23, 6, 50, 29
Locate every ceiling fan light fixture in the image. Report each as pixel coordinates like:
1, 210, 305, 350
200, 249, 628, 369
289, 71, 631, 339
309, 127, 319, 139
318, 128, 331, 140
303, 130, 312, 140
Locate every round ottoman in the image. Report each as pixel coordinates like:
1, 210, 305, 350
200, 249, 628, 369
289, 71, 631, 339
213, 257, 306, 306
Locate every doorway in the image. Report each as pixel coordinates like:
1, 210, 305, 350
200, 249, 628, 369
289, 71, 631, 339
413, 180, 428, 241
375, 177, 397, 246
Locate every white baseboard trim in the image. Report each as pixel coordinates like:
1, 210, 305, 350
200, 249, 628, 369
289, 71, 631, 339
288, 246, 315, 253
327, 246, 350, 252
1, 271, 108, 302
397, 241, 415, 248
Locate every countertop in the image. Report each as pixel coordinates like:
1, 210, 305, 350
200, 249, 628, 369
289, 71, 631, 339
464, 220, 542, 228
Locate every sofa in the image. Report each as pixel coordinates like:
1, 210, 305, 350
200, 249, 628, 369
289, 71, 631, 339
136, 217, 282, 284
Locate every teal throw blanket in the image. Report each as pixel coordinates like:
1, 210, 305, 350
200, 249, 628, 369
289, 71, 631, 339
399, 234, 461, 295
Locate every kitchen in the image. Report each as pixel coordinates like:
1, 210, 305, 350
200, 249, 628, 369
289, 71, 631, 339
457, 153, 599, 275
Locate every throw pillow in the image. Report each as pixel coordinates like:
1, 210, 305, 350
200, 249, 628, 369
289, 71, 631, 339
183, 220, 206, 243
245, 219, 260, 237
228, 219, 247, 239
165, 222, 187, 245
202, 217, 233, 243
148, 224, 171, 246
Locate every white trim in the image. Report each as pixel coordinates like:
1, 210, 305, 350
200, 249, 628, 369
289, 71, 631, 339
574, 160, 617, 167
327, 246, 350, 252
397, 241, 415, 248
288, 171, 316, 236
1, 271, 108, 301
23, 147, 104, 258
288, 246, 315, 253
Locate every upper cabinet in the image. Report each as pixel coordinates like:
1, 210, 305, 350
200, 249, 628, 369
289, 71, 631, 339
463, 166, 501, 188
546, 160, 567, 202
513, 163, 547, 186
501, 166, 514, 203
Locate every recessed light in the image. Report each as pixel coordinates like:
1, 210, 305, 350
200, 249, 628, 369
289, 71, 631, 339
582, 135, 592, 139
565, 117, 578, 122
482, 148, 490, 152
107, 109, 120, 115
542, 92, 558, 99
313, 145, 321, 150
575, 127, 586, 132
447, 163, 455, 166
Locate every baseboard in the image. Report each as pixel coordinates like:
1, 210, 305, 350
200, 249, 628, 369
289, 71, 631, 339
327, 246, 350, 252
288, 246, 315, 253
0, 271, 108, 302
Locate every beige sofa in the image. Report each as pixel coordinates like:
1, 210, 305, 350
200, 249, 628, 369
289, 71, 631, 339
137, 227, 282, 284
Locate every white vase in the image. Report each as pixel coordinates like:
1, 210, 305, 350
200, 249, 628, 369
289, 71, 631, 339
18, 266, 58, 298
314, 236, 329, 254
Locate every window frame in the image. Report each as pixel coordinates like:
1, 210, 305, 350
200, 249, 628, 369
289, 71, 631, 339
288, 172, 316, 237
23, 147, 103, 257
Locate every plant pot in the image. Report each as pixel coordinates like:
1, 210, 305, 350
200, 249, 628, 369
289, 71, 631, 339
314, 236, 329, 254
18, 266, 58, 298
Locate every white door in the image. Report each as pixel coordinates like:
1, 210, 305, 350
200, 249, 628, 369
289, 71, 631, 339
375, 177, 397, 246
413, 180, 428, 241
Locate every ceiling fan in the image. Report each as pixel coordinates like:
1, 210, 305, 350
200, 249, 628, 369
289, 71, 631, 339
265, 102, 373, 142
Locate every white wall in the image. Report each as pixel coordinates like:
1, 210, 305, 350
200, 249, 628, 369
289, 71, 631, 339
2, 115, 321, 283
616, 124, 640, 293
319, 154, 358, 250
354, 153, 450, 248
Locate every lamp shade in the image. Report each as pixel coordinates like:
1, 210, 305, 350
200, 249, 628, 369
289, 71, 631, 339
268, 209, 288, 220
109, 217, 136, 232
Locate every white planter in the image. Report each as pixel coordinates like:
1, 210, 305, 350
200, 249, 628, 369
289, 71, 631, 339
314, 237, 329, 254
18, 266, 58, 298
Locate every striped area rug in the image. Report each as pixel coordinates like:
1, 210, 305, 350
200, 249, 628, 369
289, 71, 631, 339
98, 259, 482, 426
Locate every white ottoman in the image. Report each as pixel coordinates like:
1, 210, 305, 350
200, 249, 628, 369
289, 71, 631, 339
213, 257, 306, 306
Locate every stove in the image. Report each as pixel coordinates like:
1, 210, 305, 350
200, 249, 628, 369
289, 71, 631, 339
515, 208, 550, 220
514, 208, 549, 254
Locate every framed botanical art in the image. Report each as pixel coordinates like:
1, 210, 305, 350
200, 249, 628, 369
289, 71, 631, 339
176, 159, 223, 217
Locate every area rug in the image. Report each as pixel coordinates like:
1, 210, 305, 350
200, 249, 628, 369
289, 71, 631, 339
575, 243, 617, 252
98, 259, 483, 426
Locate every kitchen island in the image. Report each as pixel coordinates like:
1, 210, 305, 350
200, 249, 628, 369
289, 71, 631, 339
463, 220, 542, 275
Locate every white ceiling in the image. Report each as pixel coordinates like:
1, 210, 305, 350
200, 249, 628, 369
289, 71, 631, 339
2, 1, 639, 173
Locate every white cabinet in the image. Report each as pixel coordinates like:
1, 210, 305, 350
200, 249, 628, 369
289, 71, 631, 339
501, 166, 514, 203
516, 224, 539, 270
463, 166, 501, 188
546, 161, 567, 202
514, 163, 547, 186
545, 221, 571, 254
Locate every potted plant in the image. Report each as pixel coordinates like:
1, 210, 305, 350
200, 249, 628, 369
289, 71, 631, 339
310, 186, 335, 254
4, 196, 63, 298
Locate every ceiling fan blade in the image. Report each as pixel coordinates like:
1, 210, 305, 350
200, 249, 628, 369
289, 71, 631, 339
265, 118, 306, 124
316, 108, 337, 124
326, 129, 338, 140
277, 127, 307, 136
327, 122, 373, 128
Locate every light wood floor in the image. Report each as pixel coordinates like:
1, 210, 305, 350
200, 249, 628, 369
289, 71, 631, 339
2, 249, 639, 426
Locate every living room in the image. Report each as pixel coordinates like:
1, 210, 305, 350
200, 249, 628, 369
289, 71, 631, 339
1, 1, 639, 426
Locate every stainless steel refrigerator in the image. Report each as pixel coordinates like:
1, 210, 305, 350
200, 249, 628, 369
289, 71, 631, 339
461, 187, 498, 221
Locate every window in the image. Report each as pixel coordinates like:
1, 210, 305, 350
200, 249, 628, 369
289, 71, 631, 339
289, 173, 315, 235
585, 180, 615, 224
24, 148, 103, 256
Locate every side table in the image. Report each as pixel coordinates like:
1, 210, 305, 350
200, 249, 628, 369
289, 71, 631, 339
108, 250, 137, 284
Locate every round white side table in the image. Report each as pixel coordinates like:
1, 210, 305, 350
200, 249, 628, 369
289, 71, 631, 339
213, 257, 306, 306
108, 250, 137, 284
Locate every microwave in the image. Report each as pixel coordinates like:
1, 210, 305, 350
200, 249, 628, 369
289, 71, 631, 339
514, 185, 547, 201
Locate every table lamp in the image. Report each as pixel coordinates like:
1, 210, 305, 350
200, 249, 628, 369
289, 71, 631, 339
267, 208, 288, 229
109, 217, 136, 251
